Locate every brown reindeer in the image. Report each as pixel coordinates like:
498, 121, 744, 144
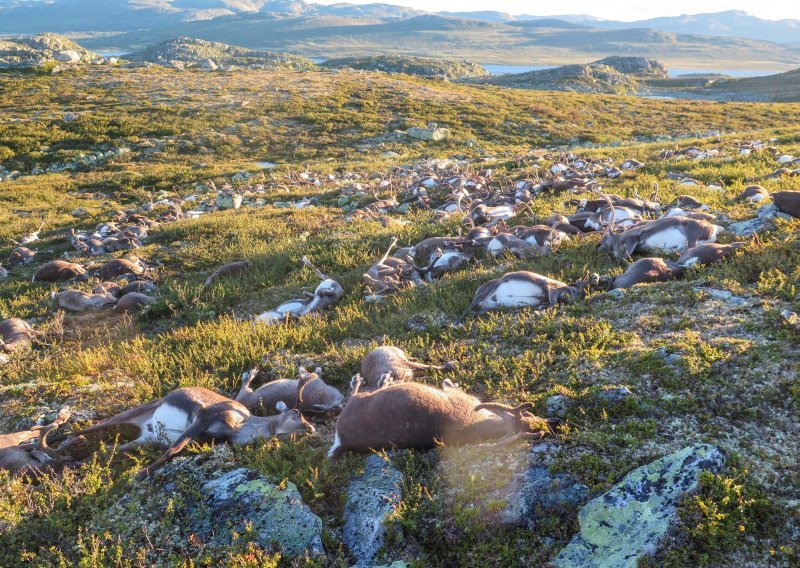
32, 260, 88, 282
360, 346, 454, 388
328, 378, 557, 458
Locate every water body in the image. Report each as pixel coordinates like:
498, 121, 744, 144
95, 51, 130, 57
483, 64, 556, 75
483, 64, 781, 78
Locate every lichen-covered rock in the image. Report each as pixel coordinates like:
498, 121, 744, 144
97, 448, 324, 560
550, 444, 725, 568
343, 454, 403, 566
407, 125, 450, 142
728, 217, 769, 236
500, 443, 589, 527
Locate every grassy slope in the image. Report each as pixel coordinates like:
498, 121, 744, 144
0, 67, 799, 567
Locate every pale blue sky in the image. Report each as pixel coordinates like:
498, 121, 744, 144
314, 1, 800, 22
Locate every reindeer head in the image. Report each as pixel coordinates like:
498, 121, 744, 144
474, 402, 559, 446
273, 401, 316, 437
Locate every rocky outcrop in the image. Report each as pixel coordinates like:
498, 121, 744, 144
550, 444, 725, 568
0, 34, 101, 69
465, 62, 643, 95
96, 448, 324, 559
128, 37, 316, 71
343, 454, 403, 566
594, 56, 669, 78
321, 55, 488, 79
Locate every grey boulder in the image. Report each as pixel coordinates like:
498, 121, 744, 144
343, 454, 403, 566
550, 443, 724, 568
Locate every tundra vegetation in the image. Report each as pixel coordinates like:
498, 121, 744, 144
0, 65, 799, 567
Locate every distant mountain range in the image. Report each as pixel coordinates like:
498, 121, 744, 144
1, 2, 799, 70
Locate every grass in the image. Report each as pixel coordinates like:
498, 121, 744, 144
0, 65, 799, 567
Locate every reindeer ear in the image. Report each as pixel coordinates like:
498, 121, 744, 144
276, 401, 289, 413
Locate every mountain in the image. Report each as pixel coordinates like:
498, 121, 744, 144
1, 2, 799, 71
438, 11, 513, 23
587, 11, 800, 45
69, 12, 800, 70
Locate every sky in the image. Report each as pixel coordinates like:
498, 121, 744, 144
313, 0, 800, 22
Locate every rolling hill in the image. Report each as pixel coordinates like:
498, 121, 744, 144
72, 13, 800, 70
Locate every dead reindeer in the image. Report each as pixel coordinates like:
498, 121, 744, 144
95, 258, 147, 280
484, 233, 538, 259
466, 203, 516, 227
568, 194, 624, 213
328, 377, 557, 459
204, 260, 252, 287
53, 290, 117, 312
417, 248, 473, 281
115, 292, 155, 313
584, 206, 644, 231
8, 246, 36, 267
360, 346, 454, 388
772, 190, 800, 218
513, 225, 570, 252
677, 242, 746, 267
545, 214, 584, 236
94, 281, 123, 298
0, 318, 37, 354
236, 365, 344, 420
661, 208, 717, 222
733, 185, 769, 203
591, 258, 684, 291
599, 217, 724, 261
0, 408, 73, 475
363, 237, 421, 295
459, 271, 586, 322
16, 220, 45, 246
298, 256, 344, 315
119, 280, 158, 297
255, 299, 308, 325
408, 237, 468, 264
598, 194, 723, 262
74, 387, 316, 480
33, 260, 88, 283
673, 195, 709, 211
0, 265, 7, 281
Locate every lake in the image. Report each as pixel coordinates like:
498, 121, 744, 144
484, 64, 783, 78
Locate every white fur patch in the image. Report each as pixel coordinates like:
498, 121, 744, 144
642, 227, 691, 252
142, 404, 191, 444
485, 281, 545, 309
681, 256, 700, 267
328, 432, 342, 458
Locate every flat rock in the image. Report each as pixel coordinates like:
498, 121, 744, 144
343, 454, 403, 566
550, 443, 724, 568
97, 448, 324, 559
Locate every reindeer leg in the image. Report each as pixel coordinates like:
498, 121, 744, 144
302, 256, 328, 281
